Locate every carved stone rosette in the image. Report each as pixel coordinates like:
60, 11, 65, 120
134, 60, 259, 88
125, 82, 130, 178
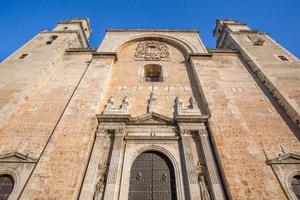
134, 40, 170, 61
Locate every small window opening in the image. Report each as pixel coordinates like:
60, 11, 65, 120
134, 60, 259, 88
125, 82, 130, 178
144, 64, 163, 82
50, 35, 58, 40
46, 35, 58, 45
278, 55, 289, 61
0, 174, 14, 199
291, 175, 300, 199
63, 27, 68, 30
19, 54, 28, 59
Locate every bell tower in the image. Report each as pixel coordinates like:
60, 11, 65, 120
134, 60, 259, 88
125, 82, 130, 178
214, 19, 300, 129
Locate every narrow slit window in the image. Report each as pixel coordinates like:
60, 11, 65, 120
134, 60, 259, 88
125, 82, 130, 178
278, 55, 289, 61
144, 64, 163, 82
46, 35, 58, 45
19, 54, 28, 59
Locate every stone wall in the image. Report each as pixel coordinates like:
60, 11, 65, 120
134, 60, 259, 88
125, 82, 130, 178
191, 53, 299, 199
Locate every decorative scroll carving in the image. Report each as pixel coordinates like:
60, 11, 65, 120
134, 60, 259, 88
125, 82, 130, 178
147, 92, 156, 113
93, 163, 109, 200
195, 162, 211, 200
248, 35, 265, 46
175, 96, 202, 115
134, 40, 170, 61
103, 96, 129, 114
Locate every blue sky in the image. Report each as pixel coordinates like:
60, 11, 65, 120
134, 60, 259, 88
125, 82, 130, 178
1, 0, 299, 60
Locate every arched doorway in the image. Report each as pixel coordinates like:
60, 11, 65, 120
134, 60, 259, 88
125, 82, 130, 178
128, 151, 177, 200
0, 174, 14, 200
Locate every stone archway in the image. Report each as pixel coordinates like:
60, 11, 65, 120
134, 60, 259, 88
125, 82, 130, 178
128, 151, 177, 200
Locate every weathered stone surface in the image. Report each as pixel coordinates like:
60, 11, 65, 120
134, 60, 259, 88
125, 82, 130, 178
0, 18, 299, 200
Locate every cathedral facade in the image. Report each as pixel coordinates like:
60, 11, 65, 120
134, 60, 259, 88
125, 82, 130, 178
0, 18, 299, 200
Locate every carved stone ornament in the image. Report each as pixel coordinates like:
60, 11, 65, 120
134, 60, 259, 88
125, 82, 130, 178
175, 96, 202, 115
134, 40, 170, 61
181, 129, 190, 136
199, 129, 209, 137
103, 96, 129, 114
97, 128, 108, 136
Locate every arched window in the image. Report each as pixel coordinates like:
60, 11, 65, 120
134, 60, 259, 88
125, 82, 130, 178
144, 64, 163, 82
291, 175, 300, 199
0, 174, 14, 200
128, 151, 177, 200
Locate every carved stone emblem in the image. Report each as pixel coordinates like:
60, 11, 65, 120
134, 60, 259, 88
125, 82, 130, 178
134, 40, 170, 61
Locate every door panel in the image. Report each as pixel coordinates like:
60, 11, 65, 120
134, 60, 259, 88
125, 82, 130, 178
129, 151, 177, 200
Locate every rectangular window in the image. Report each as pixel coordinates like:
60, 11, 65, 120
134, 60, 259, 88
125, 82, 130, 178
278, 55, 289, 61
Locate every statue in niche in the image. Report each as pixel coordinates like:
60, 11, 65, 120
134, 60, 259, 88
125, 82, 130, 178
195, 162, 211, 200
93, 163, 108, 200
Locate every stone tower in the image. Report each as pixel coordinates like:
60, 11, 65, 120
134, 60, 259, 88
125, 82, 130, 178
0, 18, 299, 200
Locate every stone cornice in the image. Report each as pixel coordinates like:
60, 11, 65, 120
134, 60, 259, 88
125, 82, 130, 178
106, 29, 199, 33
0, 152, 38, 163
96, 112, 209, 125
175, 114, 210, 123
188, 53, 213, 62
92, 52, 118, 61
266, 153, 300, 165
65, 48, 97, 55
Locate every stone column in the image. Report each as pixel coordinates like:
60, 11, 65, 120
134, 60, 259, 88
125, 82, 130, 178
180, 129, 202, 200
79, 128, 112, 200
103, 129, 125, 200
198, 127, 225, 200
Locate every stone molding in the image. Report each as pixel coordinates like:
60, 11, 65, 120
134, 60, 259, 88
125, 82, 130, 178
266, 152, 300, 165
0, 152, 37, 163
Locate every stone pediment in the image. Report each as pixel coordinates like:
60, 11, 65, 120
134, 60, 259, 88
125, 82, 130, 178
266, 153, 300, 165
0, 152, 38, 163
129, 112, 173, 125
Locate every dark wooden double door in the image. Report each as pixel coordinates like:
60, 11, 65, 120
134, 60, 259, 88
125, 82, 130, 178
128, 151, 177, 200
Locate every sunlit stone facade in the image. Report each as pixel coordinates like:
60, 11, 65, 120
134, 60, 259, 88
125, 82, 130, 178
0, 18, 299, 200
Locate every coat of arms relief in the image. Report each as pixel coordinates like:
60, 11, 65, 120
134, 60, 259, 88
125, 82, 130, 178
134, 40, 170, 61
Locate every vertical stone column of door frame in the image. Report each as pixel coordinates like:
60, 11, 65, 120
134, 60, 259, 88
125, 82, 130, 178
103, 128, 125, 200
180, 129, 202, 200
198, 125, 226, 200
79, 128, 112, 200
